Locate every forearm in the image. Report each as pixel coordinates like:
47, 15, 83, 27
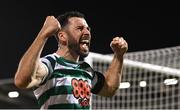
99, 54, 124, 96
14, 31, 48, 88
97, 37, 127, 97
106, 54, 123, 87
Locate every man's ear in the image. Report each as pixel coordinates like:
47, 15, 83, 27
58, 31, 67, 45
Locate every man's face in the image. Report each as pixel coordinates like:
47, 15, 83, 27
65, 17, 91, 58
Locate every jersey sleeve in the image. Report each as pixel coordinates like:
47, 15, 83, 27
39, 54, 57, 85
91, 71, 105, 94
26, 54, 57, 88
26, 61, 48, 88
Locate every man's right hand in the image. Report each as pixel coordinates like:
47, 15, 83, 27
41, 16, 61, 38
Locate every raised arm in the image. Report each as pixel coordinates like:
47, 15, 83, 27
98, 37, 128, 97
14, 16, 61, 89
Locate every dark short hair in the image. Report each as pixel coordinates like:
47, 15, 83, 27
56, 11, 85, 29
55, 11, 85, 43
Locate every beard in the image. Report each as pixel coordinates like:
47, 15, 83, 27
68, 36, 90, 58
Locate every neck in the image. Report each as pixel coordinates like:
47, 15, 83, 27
56, 47, 80, 63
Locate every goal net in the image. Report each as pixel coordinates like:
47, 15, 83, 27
85, 46, 180, 109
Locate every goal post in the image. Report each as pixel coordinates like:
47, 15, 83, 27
85, 46, 180, 109
85, 52, 180, 77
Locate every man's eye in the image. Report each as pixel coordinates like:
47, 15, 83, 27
78, 27, 83, 31
77, 26, 84, 31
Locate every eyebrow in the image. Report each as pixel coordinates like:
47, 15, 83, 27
76, 25, 91, 31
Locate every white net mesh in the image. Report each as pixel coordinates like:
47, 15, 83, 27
85, 46, 180, 109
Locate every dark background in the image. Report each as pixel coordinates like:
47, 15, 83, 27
0, 1, 179, 79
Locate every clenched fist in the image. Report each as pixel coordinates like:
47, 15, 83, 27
41, 16, 61, 38
110, 37, 128, 57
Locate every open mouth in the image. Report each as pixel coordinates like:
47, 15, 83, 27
80, 39, 90, 52
80, 40, 89, 45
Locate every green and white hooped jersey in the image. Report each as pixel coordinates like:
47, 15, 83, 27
33, 53, 105, 109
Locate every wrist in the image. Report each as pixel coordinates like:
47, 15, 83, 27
38, 29, 52, 40
114, 53, 124, 61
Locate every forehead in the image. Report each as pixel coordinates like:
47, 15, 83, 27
68, 17, 89, 27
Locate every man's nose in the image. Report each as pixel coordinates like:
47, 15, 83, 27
83, 28, 91, 35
